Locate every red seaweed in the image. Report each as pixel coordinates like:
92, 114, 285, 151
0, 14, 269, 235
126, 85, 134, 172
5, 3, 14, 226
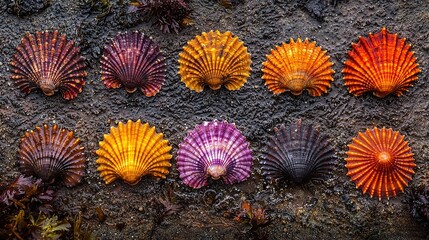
128, 0, 192, 33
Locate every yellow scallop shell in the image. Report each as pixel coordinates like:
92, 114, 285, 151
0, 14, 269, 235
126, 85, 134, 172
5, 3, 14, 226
262, 38, 335, 96
96, 120, 172, 185
178, 30, 252, 92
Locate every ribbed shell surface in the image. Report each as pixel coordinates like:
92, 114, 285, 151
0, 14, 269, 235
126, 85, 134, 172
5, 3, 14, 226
10, 30, 87, 100
100, 31, 166, 96
18, 124, 85, 187
346, 127, 416, 199
343, 28, 421, 98
178, 30, 252, 92
177, 120, 253, 189
96, 120, 172, 185
261, 120, 335, 183
262, 38, 335, 96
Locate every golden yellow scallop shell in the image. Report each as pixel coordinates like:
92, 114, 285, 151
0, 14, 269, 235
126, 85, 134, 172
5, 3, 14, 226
96, 120, 172, 185
178, 30, 252, 92
262, 38, 335, 96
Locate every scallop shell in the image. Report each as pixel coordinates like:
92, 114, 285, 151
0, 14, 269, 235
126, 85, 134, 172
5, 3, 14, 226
96, 120, 172, 185
343, 28, 421, 98
10, 30, 87, 100
100, 31, 166, 96
346, 127, 415, 200
261, 120, 335, 183
178, 30, 252, 92
18, 124, 85, 187
177, 120, 253, 188
262, 38, 335, 96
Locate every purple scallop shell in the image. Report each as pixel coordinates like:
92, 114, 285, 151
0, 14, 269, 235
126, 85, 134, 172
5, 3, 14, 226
261, 119, 335, 183
100, 31, 166, 96
177, 120, 253, 189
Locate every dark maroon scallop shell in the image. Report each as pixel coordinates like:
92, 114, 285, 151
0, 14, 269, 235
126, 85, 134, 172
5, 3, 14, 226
128, 0, 191, 34
10, 30, 87, 100
261, 119, 335, 183
100, 31, 166, 96
177, 120, 253, 189
18, 124, 86, 187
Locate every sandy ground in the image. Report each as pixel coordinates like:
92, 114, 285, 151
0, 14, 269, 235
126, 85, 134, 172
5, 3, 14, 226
0, 0, 428, 239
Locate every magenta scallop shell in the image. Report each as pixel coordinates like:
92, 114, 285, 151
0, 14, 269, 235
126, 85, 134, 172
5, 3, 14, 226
100, 31, 166, 96
177, 120, 253, 189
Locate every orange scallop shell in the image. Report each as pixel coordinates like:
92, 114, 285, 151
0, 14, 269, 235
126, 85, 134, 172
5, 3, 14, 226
343, 28, 421, 98
346, 127, 416, 200
262, 38, 335, 96
96, 120, 172, 185
178, 30, 252, 92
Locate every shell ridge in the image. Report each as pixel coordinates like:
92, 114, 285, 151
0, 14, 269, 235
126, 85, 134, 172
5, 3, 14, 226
133, 37, 154, 83
140, 137, 172, 174
11, 47, 32, 79
51, 39, 76, 83
217, 122, 239, 167
346, 127, 415, 199
195, 33, 212, 81
280, 125, 297, 177
303, 126, 328, 173
11, 31, 86, 99
51, 128, 73, 171
357, 39, 380, 89
200, 32, 225, 88
23, 34, 41, 84
188, 125, 213, 168
99, 127, 125, 174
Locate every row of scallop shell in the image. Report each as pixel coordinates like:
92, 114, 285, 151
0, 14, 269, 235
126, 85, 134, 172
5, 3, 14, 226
16, 119, 415, 200
10, 28, 420, 99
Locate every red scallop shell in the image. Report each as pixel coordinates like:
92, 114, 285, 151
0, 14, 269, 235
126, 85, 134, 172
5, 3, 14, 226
100, 31, 166, 96
10, 30, 87, 100
18, 124, 86, 187
343, 28, 421, 98
345, 127, 416, 199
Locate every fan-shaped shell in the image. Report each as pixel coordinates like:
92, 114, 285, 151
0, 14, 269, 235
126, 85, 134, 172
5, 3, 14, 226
100, 31, 166, 96
18, 124, 85, 187
262, 38, 335, 96
177, 120, 253, 188
343, 28, 421, 98
178, 30, 252, 92
261, 120, 335, 183
346, 127, 415, 199
96, 120, 172, 185
10, 30, 87, 100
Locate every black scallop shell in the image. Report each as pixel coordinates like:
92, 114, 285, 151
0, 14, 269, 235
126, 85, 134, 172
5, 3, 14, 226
261, 120, 335, 183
